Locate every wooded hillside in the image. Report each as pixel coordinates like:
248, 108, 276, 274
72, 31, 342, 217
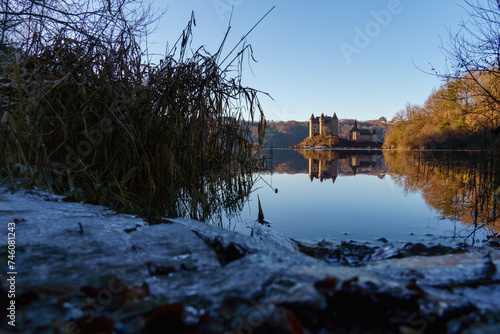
384, 0, 500, 150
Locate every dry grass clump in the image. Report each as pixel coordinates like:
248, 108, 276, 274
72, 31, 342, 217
0, 6, 267, 222
296, 135, 339, 148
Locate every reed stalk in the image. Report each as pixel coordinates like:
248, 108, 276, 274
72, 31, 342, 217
0, 2, 268, 222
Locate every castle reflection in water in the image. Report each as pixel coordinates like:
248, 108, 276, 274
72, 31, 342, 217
302, 150, 384, 183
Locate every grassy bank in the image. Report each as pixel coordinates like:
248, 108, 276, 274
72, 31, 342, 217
295, 135, 340, 148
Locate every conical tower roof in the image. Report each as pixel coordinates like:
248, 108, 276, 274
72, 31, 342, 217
349, 120, 359, 133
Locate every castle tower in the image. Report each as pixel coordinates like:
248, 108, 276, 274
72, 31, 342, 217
349, 120, 359, 141
319, 113, 325, 135
332, 113, 339, 136
309, 113, 315, 138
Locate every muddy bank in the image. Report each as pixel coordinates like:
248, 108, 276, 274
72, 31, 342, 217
1, 188, 500, 333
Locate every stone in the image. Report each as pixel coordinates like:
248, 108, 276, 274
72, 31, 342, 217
2, 187, 500, 333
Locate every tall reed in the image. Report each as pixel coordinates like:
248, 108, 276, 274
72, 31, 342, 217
0, 7, 267, 222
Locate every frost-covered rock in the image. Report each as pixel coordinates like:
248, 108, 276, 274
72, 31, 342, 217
2, 187, 500, 333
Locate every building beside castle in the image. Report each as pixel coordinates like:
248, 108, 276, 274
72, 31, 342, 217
348, 120, 378, 143
309, 113, 339, 138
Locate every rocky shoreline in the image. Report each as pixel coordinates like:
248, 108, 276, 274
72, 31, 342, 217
1, 188, 500, 333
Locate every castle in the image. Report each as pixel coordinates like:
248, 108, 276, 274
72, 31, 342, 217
309, 113, 339, 137
309, 114, 377, 143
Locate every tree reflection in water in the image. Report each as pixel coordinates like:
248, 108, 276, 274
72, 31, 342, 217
384, 150, 500, 245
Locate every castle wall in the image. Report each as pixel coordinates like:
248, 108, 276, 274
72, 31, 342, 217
350, 130, 377, 142
359, 134, 372, 142
332, 122, 338, 137
309, 122, 320, 137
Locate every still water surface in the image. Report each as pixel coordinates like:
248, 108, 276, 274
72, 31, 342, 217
227, 149, 500, 246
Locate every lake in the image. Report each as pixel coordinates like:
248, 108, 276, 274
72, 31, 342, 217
223, 149, 500, 247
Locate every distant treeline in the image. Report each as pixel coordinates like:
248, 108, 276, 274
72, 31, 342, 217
383, 77, 498, 149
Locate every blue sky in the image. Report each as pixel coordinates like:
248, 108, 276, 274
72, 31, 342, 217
148, 0, 466, 122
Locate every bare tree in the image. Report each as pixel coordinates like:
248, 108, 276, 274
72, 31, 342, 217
0, 0, 160, 52
443, 0, 500, 127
